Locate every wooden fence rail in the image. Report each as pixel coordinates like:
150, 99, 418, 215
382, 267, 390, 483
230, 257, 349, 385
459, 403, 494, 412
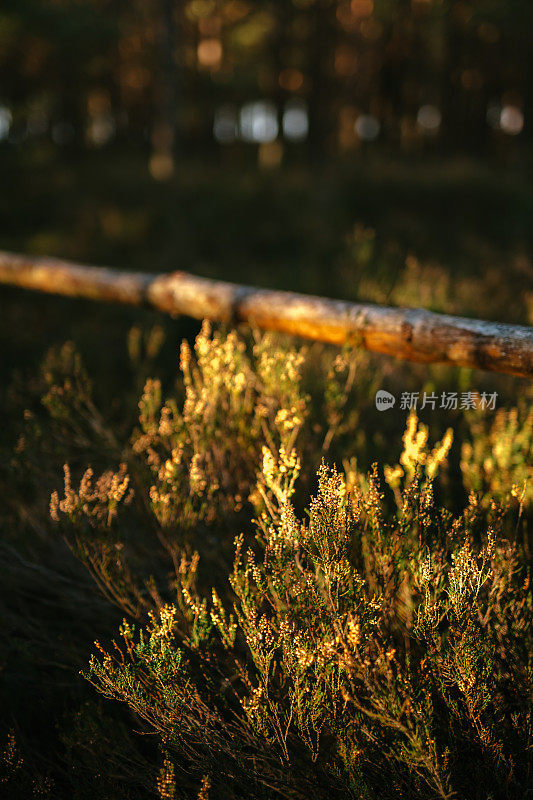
1, 250, 532, 378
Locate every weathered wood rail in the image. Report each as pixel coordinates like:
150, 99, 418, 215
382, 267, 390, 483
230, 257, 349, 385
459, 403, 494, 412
1, 250, 532, 378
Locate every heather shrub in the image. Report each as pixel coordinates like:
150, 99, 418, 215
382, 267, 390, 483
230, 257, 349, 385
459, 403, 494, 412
131, 320, 308, 529
83, 415, 532, 800
8, 322, 533, 799
45, 324, 317, 621
461, 398, 533, 509
0, 730, 53, 798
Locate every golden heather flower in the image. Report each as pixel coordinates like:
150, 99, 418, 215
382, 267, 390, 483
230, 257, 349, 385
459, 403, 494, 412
179, 339, 191, 373
426, 428, 453, 479
346, 616, 361, 648
384, 464, 404, 489
196, 776, 211, 800
157, 755, 176, 800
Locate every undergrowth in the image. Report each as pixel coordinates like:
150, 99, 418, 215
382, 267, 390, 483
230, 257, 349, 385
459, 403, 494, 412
1, 322, 532, 799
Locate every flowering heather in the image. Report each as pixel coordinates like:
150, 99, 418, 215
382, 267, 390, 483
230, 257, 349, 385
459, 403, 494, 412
3, 323, 531, 799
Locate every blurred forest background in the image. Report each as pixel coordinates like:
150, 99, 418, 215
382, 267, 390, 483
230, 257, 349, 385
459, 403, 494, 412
3, 0, 533, 162
2, 0, 533, 376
